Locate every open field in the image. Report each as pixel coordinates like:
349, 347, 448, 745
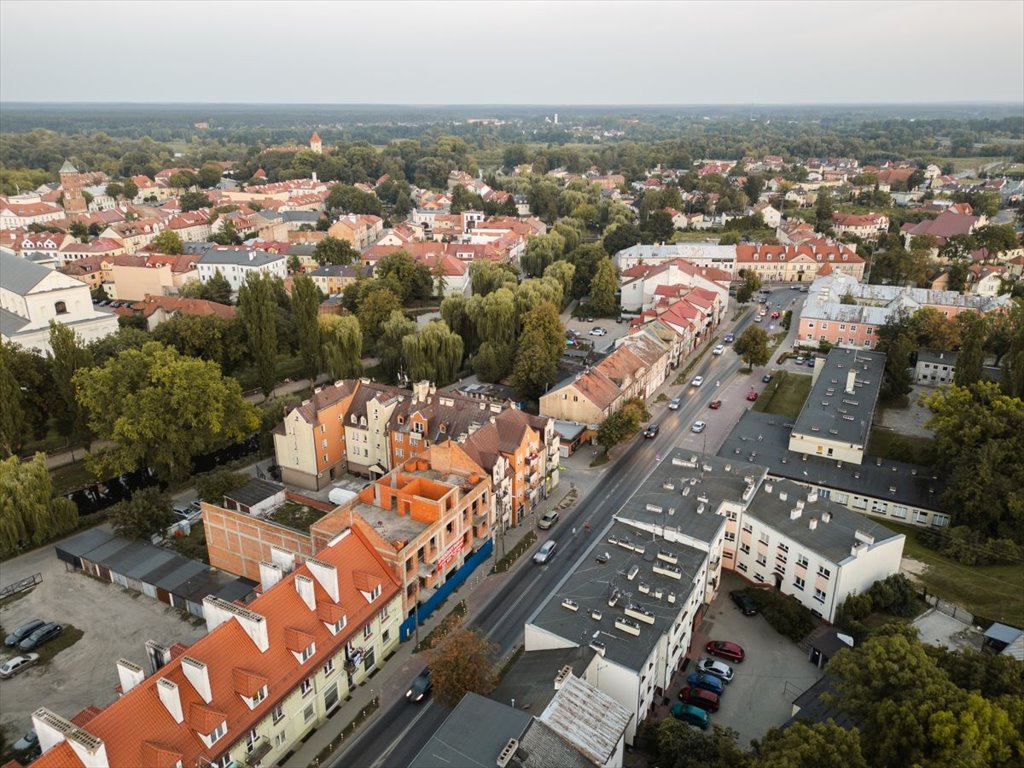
753, 371, 812, 418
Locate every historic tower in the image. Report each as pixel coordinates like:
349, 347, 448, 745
59, 159, 88, 217
310, 131, 323, 154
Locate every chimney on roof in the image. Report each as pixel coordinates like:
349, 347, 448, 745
157, 678, 184, 723
32, 709, 108, 768
181, 656, 213, 704
809, 518, 818, 530
553, 665, 573, 690
259, 560, 283, 592
306, 558, 340, 603
201, 597, 269, 652
116, 659, 145, 696
295, 574, 317, 611
270, 545, 295, 573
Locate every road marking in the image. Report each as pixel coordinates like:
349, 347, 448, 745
368, 702, 434, 768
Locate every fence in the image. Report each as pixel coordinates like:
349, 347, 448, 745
0, 572, 42, 600
399, 538, 493, 642
923, 593, 975, 626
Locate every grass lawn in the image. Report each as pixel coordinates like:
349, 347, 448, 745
888, 522, 1024, 627
867, 429, 936, 466
931, 156, 1011, 174
166, 524, 209, 564
753, 371, 812, 418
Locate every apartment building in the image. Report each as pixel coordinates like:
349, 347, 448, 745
619, 257, 731, 315
31, 525, 402, 768
328, 213, 383, 251
735, 241, 865, 282
196, 248, 287, 292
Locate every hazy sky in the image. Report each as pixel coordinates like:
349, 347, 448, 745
2, 1, 1022, 104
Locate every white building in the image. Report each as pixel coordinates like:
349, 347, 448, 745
196, 248, 287, 292
613, 243, 737, 274
0, 252, 119, 354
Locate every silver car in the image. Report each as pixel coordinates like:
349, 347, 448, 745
533, 540, 557, 564
691, 421, 707, 433
0, 653, 39, 679
696, 657, 734, 683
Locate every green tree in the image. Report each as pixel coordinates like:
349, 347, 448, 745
318, 314, 363, 380
203, 270, 234, 305
0, 453, 78, 556
543, 260, 575, 307
313, 236, 359, 266
108, 486, 175, 541
512, 301, 564, 399
468, 288, 517, 347
195, 468, 251, 503
469, 261, 517, 297
875, 311, 916, 400
291, 275, 323, 380
753, 721, 866, 768
815, 190, 834, 233
427, 624, 498, 708
953, 313, 987, 386
567, 243, 608, 300
588, 257, 618, 316
179, 190, 212, 213
378, 310, 417, 383
472, 341, 514, 383
75, 342, 260, 482
358, 288, 403, 355
602, 221, 641, 256
734, 326, 770, 369
402, 321, 464, 386
211, 218, 241, 245
153, 314, 245, 373
736, 270, 762, 303
440, 295, 477, 357
197, 162, 223, 189
718, 231, 741, 245
237, 273, 279, 395
947, 258, 970, 293
912, 307, 962, 350
150, 229, 184, 255
1000, 298, 1024, 397
87, 326, 152, 364
48, 322, 94, 446
169, 170, 198, 189
122, 179, 139, 201
0, 343, 27, 457
105, 181, 124, 199
973, 224, 1019, 254
520, 232, 566, 277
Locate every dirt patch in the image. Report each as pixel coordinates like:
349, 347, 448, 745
901, 556, 930, 579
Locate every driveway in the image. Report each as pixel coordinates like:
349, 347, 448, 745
678, 571, 823, 749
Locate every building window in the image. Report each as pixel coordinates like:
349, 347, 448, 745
758, 531, 769, 544
208, 721, 227, 744
332, 616, 347, 634
742, 522, 752, 533
251, 686, 267, 705
738, 563, 748, 573
323, 658, 335, 676
54, 301, 68, 315
740, 543, 750, 554
381, 603, 390, 621
777, 542, 789, 553
272, 705, 284, 724
300, 643, 316, 663
817, 566, 831, 580
796, 555, 808, 568
275, 733, 288, 747
814, 588, 826, 603
382, 628, 391, 644
755, 554, 767, 566
363, 624, 373, 640
794, 576, 805, 590
303, 703, 315, 723
300, 677, 313, 696
724, 531, 736, 542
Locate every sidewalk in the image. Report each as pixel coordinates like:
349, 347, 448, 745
284, 451, 606, 768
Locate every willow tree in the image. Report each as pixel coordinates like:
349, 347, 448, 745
512, 301, 564, 399
379, 310, 417, 383
467, 287, 517, 347
0, 453, 78, 557
515, 277, 563, 321
440, 295, 478, 357
319, 314, 363, 380
402, 321, 464, 387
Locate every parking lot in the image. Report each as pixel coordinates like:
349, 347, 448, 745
0, 535, 206, 743
674, 571, 824, 748
564, 315, 629, 354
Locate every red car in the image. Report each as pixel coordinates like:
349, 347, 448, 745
678, 685, 720, 712
771, 311, 780, 319
746, 390, 758, 402
709, 400, 722, 409
706, 640, 745, 663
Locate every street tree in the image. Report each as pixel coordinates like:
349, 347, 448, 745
195, 469, 251, 504
588, 257, 618, 316
512, 301, 564, 399
313, 236, 359, 266
291, 275, 323, 380
736, 270, 762, 304
150, 229, 184, 255
0, 454, 78, 557
319, 314, 363, 380
378, 310, 417, 383
426, 624, 498, 708
107, 487, 175, 541
733, 326, 770, 370
48, 322, 94, 446
75, 342, 260, 482
402, 321, 464, 386
238, 273, 279, 395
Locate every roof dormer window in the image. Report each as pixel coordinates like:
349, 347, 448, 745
247, 685, 267, 708
300, 642, 316, 663
206, 721, 227, 746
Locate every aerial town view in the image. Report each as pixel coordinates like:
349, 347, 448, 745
1, 1, 1022, 767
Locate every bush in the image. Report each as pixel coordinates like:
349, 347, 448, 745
744, 587, 817, 641
195, 468, 250, 504
836, 592, 873, 643
867, 573, 918, 617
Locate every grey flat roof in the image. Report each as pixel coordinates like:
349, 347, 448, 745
492, 646, 596, 716
791, 347, 885, 449
126, 548, 178, 580
198, 248, 284, 267
719, 411, 944, 512
917, 349, 957, 366
529, 520, 704, 673
616, 451, 752, 546
554, 421, 587, 441
54, 528, 113, 559
225, 478, 284, 507
984, 622, 1023, 644
539, 674, 632, 766
408, 692, 531, 768
749, 477, 902, 564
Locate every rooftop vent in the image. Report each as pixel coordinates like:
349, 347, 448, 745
561, 598, 579, 612
589, 639, 606, 656
590, 609, 603, 621
627, 565, 639, 581
809, 518, 818, 530
497, 739, 520, 768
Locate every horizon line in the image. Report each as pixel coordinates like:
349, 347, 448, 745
2, 100, 1023, 108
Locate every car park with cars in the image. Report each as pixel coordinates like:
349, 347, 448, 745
19, 622, 62, 651
12, 729, 40, 759
696, 657, 734, 683
538, 511, 559, 530
706, 640, 745, 663
678, 686, 720, 712
0, 653, 40, 679
671, 702, 711, 729
533, 540, 557, 564
589, 326, 607, 336
687, 672, 725, 696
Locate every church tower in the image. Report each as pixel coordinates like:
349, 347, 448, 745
310, 132, 322, 154
59, 159, 88, 217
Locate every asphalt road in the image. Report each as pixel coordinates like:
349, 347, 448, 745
333, 288, 803, 768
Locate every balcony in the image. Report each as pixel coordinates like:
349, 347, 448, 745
241, 737, 272, 766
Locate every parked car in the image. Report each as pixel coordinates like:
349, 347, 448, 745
691, 421, 706, 433
709, 400, 722, 409
762, 373, 773, 383
589, 327, 607, 336
583, 315, 595, 322
806, 357, 816, 367
533, 540, 557, 564
705, 640, 745, 663
12, 729, 39, 756
678, 685, 720, 712
729, 590, 758, 616
668, 397, 682, 410
19, 622, 62, 651
696, 657, 734, 683
712, 344, 725, 356
670, 702, 710, 729
746, 390, 758, 402
794, 356, 805, 364
5, 619, 44, 647
753, 315, 762, 323
0, 653, 39, 679
771, 311, 781, 319
723, 333, 735, 343
405, 668, 432, 703
538, 511, 559, 530
691, 375, 704, 387
643, 424, 660, 438
686, 672, 725, 696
